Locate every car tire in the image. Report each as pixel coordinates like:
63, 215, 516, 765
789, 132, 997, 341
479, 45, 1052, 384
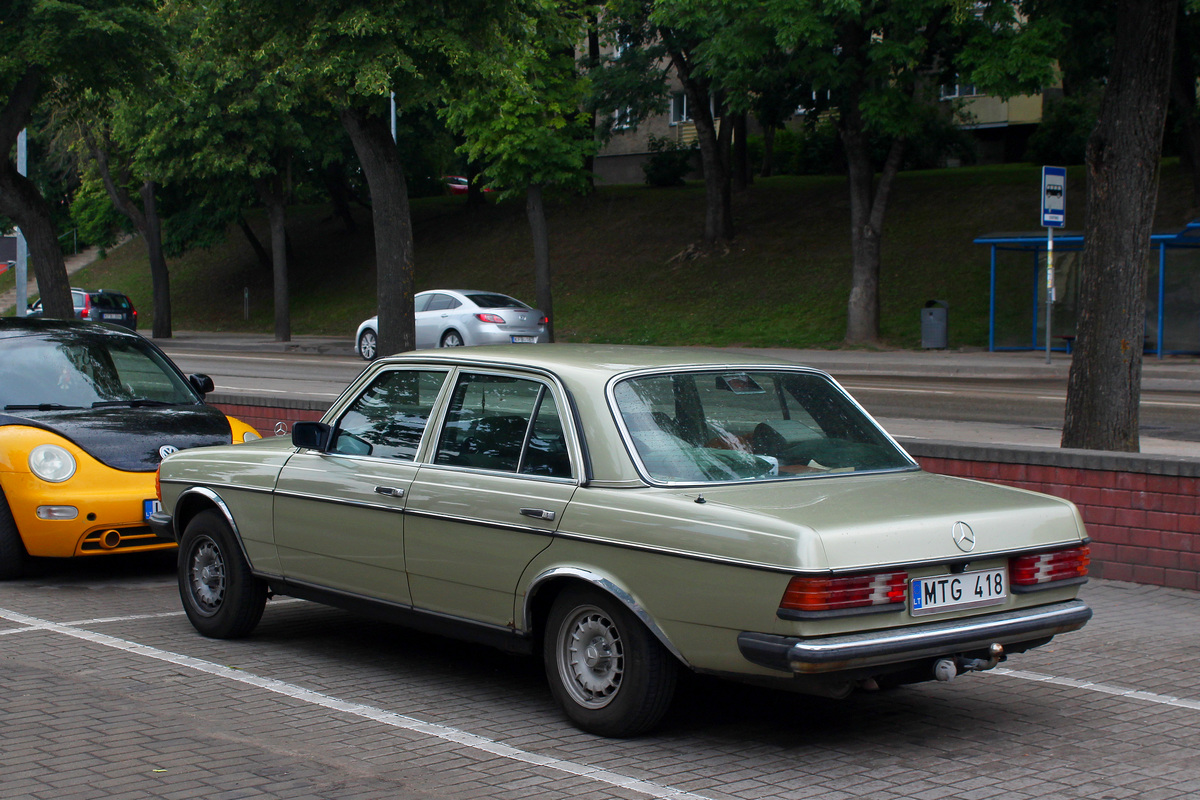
543, 586, 677, 738
440, 330, 464, 347
178, 509, 266, 639
358, 329, 378, 361
0, 487, 28, 581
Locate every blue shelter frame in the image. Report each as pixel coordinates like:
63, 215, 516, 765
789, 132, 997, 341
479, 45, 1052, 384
975, 221, 1200, 358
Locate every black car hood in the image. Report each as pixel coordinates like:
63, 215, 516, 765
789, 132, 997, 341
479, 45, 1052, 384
0, 405, 232, 472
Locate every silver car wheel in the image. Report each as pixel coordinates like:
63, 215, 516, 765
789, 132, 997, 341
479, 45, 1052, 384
187, 535, 226, 617
358, 329, 378, 361
440, 330, 464, 347
556, 604, 624, 709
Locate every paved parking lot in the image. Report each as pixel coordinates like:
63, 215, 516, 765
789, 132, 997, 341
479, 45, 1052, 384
2, 556, 1198, 800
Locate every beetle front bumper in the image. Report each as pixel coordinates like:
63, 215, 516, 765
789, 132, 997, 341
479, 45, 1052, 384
738, 599, 1092, 674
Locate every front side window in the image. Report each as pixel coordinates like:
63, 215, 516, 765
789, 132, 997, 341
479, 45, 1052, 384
435, 373, 571, 478
331, 369, 448, 460
612, 369, 913, 484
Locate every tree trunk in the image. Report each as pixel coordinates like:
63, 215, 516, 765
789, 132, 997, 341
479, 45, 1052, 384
237, 215, 273, 271
88, 140, 173, 337
139, 181, 172, 339
341, 106, 416, 355
1169, 1, 1200, 207
526, 184, 554, 342
841, 101, 905, 344
1062, 0, 1177, 452
732, 112, 750, 192
258, 174, 290, 342
760, 123, 776, 178
667, 46, 733, 243
0, 66, 72, 318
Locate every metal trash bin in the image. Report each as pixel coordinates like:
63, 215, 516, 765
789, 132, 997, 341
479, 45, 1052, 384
921, 300, 948, 349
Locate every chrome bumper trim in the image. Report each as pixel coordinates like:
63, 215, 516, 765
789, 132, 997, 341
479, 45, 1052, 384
738, 599, 1092, 674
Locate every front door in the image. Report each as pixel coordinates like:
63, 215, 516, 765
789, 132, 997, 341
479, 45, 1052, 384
273, 367, 450, 603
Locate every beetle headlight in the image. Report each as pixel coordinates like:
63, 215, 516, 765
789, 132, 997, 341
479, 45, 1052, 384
243, 430, 261, 442
29, 444, 77, 483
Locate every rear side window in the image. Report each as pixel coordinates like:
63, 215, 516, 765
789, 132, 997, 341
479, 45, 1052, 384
331, 369, 449, 460
434, 372, 571, 478
426, 294, 461, 311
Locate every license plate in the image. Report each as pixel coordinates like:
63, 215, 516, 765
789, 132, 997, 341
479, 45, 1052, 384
910, 569, 1007, 616
511, 336, 537, 344
143, 499, 161, 520
103, 313, 123, 320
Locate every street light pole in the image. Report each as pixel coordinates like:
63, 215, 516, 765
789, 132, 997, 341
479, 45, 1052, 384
15, 128, 28, 317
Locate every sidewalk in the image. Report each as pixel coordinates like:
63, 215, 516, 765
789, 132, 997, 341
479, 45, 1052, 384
0, 244, 110, 315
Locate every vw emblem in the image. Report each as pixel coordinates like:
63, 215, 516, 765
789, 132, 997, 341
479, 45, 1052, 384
158, 445, 179, 460
274, 421, 289, 436
952, 521, 976, 553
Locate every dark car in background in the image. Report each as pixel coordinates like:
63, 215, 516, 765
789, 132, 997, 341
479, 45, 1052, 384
28, 289, 138, 331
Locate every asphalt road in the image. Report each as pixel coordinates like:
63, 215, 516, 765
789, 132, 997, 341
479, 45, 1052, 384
156, 345, 1200, 447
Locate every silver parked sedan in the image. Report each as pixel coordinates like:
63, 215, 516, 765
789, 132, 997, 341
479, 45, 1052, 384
355, 289, 548, 360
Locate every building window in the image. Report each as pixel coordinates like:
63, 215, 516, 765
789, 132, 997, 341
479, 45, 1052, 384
613, 107, 634, 131
670, 93, 690, 125
940, 81, 979, 100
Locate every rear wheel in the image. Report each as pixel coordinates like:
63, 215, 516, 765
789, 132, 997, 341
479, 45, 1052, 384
178, 510, 266, 638
358, 329, 378, 361
0, 487, 28, 580
544, 586, 677, 737
440, 329, 464, 347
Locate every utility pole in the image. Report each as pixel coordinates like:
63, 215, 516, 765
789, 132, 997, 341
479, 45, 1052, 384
15, 128, 28, 317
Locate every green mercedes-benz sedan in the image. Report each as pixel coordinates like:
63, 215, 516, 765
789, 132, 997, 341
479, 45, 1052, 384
151, 345, 1092, 737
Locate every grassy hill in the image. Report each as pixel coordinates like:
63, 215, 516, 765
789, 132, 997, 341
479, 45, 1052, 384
6, 160, 1193, 349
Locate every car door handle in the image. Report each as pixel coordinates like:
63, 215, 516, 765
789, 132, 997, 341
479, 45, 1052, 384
374, 486, 405, 498
520, 508, 555, 521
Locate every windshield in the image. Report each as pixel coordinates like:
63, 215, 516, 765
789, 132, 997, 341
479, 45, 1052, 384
0, 332, 200, 410
612, 369, 914, 484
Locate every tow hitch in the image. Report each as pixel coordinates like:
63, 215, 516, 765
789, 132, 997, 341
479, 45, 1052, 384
933, 643, 1005, 682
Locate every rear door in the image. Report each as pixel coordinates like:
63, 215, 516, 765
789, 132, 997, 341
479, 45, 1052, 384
415, 293, 462, 348
405, 369, 578, 627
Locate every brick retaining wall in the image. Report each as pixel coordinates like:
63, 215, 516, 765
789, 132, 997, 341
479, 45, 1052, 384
212, 395, 1200, 593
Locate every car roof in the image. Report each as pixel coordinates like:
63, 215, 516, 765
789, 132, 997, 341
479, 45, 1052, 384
377, 343, 821, 386
0, 316, 139, 341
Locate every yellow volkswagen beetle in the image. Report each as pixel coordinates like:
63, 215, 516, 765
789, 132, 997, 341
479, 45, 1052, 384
0, 318, 259, 578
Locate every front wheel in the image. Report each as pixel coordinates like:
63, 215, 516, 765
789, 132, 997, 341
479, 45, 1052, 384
178, 509, 266, 638
0, 487, 28, 580
358, 329, 378, 361
440, 329, 464, 347
543, 586, 677, 737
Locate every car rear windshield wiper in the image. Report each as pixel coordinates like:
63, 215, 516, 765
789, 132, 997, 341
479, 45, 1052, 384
4, 403, 85, 411
91, 399, 177, 408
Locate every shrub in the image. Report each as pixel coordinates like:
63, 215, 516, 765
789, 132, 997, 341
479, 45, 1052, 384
642, 135, 696, 187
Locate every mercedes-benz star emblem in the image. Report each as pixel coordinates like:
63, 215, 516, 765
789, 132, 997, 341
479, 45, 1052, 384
158, 445, 179, 460
952, 521, 976, 553
274, 421, 289, 436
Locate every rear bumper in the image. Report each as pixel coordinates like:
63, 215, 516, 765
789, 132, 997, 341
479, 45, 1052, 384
738, 599, 1092, 674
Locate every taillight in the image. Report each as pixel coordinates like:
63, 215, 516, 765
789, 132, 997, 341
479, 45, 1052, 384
475, 313, 505, 324
539, 315, 549, 325
1010, 544, 1090, 587
780, 571, 907, 615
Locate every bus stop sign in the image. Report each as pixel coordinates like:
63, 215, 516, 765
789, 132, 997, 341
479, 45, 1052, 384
1042, 166, 1066, 227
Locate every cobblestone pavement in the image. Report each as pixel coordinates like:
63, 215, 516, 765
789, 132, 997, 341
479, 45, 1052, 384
2, 556, 1198, 800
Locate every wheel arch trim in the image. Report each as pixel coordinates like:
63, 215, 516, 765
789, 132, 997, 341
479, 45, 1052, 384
523, 567, 691, 668
172, 487, 255, 568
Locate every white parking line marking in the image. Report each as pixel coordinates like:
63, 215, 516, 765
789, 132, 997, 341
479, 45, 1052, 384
987, 667, 1200, 711
0, 606, 713, 800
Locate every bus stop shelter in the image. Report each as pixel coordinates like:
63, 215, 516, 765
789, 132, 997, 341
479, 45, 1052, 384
975, 220, 1200, 358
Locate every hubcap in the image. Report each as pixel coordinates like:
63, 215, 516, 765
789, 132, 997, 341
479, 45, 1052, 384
557, 605, 623, 708
188, 536, 226, 616
361, 332, 376, 359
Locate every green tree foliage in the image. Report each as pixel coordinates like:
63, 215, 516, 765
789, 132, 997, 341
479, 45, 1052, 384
0, 0, 163, 318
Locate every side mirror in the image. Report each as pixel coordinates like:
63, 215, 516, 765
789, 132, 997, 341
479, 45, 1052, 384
292, 421, 331, 451
188, 373, 215, 396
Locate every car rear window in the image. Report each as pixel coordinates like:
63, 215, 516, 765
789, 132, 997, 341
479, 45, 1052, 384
89, 293, 130, 310
612, 369, 914, 484
468, 294, 527, 309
